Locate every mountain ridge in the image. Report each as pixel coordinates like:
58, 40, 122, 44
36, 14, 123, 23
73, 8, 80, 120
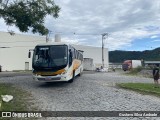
109, 47, 160, 63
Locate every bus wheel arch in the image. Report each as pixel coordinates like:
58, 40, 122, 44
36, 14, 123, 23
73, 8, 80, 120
68, 71, 75, 83
78, 69, 82, 76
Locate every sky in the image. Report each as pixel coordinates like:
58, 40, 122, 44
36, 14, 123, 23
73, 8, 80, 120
0, 0, 160, 51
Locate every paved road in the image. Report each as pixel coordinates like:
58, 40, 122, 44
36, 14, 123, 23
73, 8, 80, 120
0, 71, 159, 120
0, 71, 31, 77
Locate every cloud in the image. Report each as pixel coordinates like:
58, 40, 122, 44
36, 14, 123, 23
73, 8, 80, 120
1, 0, 160, 50
150, 35, 159, 39
0, 19, 26, 34
50, 0, 160, 50
152, 39, 160, 42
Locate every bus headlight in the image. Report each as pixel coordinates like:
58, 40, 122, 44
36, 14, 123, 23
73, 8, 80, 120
61, 71, 66, 75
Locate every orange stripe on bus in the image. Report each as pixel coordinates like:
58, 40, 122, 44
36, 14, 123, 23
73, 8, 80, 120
73, 59, 81, 70
35, 69, 65, 76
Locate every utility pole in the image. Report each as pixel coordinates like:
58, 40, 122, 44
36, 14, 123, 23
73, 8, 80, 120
102, 33, 108, 68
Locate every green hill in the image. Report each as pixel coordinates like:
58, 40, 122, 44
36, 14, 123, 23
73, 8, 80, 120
109, 47, 160, 63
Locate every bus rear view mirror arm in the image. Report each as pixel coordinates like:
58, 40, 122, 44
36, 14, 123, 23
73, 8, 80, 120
28, 49, 34, 58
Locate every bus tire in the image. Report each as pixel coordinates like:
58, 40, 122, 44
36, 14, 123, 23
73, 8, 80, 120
68, 71, 75, 83
78, 73, 81, 76
78, 70, 81, 76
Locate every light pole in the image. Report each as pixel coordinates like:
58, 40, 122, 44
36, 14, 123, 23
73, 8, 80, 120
102, 33, 108, 68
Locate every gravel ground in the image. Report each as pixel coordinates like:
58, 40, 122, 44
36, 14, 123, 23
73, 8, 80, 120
0, 71, 160, 120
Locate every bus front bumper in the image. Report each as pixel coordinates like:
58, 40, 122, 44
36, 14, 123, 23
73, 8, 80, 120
33, 75, 68, 82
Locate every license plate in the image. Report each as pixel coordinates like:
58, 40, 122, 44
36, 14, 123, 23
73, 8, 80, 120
45, 77, 52, 80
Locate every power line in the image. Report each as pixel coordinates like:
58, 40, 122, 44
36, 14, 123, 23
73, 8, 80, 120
73, 33, 100, 36
51, 32, 101, 36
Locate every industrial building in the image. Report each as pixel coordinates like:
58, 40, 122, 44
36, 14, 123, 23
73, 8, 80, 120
144, 61, 160, 67
0, 31, 109, 71
72, 44, 108, 70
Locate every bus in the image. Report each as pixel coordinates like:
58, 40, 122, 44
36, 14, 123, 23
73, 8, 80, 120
28, 42, 83, 83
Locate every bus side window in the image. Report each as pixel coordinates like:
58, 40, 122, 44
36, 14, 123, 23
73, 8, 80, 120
80, 54, 82, 61
74, 49, 76, 59
78, 53, 80, 60
76, 51, 78, 59
69, 49, 73, 66
77, 52, 79, 59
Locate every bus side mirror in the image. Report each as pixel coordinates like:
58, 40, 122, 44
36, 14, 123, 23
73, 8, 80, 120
28, 49, 34, 58
28, 51, 31, 58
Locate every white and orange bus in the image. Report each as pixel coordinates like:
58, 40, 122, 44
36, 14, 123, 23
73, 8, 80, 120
29, 42, 83, 83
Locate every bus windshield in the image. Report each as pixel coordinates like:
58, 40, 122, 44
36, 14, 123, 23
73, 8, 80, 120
33, 45, 68, 70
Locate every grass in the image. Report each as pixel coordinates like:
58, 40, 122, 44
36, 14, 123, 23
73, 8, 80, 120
117, 83, 160, 96
0, 83, 36, 111
125, 67, 143, 76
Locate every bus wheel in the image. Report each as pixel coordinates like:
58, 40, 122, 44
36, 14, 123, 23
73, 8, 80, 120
78, 70, 81, 76
68, 71, 75, 83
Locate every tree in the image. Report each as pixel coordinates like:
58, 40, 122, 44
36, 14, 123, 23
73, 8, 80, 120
0, 0, 60, 35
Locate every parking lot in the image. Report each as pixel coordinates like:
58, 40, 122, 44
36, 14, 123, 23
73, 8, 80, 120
0, 71, 160, 120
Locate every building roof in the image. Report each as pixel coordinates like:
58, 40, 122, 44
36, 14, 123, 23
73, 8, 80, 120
144, 61, 160, 64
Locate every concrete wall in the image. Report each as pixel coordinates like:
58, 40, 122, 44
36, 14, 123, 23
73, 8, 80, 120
83, 58, 94, 71
0, 32, 46, 71
72, 45, 109, 69
0, 31, 109, 71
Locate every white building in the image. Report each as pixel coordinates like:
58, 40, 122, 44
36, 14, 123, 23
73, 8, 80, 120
0, 31, 46, 71
72, 44, 108, 69
0, 31, 109, 71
